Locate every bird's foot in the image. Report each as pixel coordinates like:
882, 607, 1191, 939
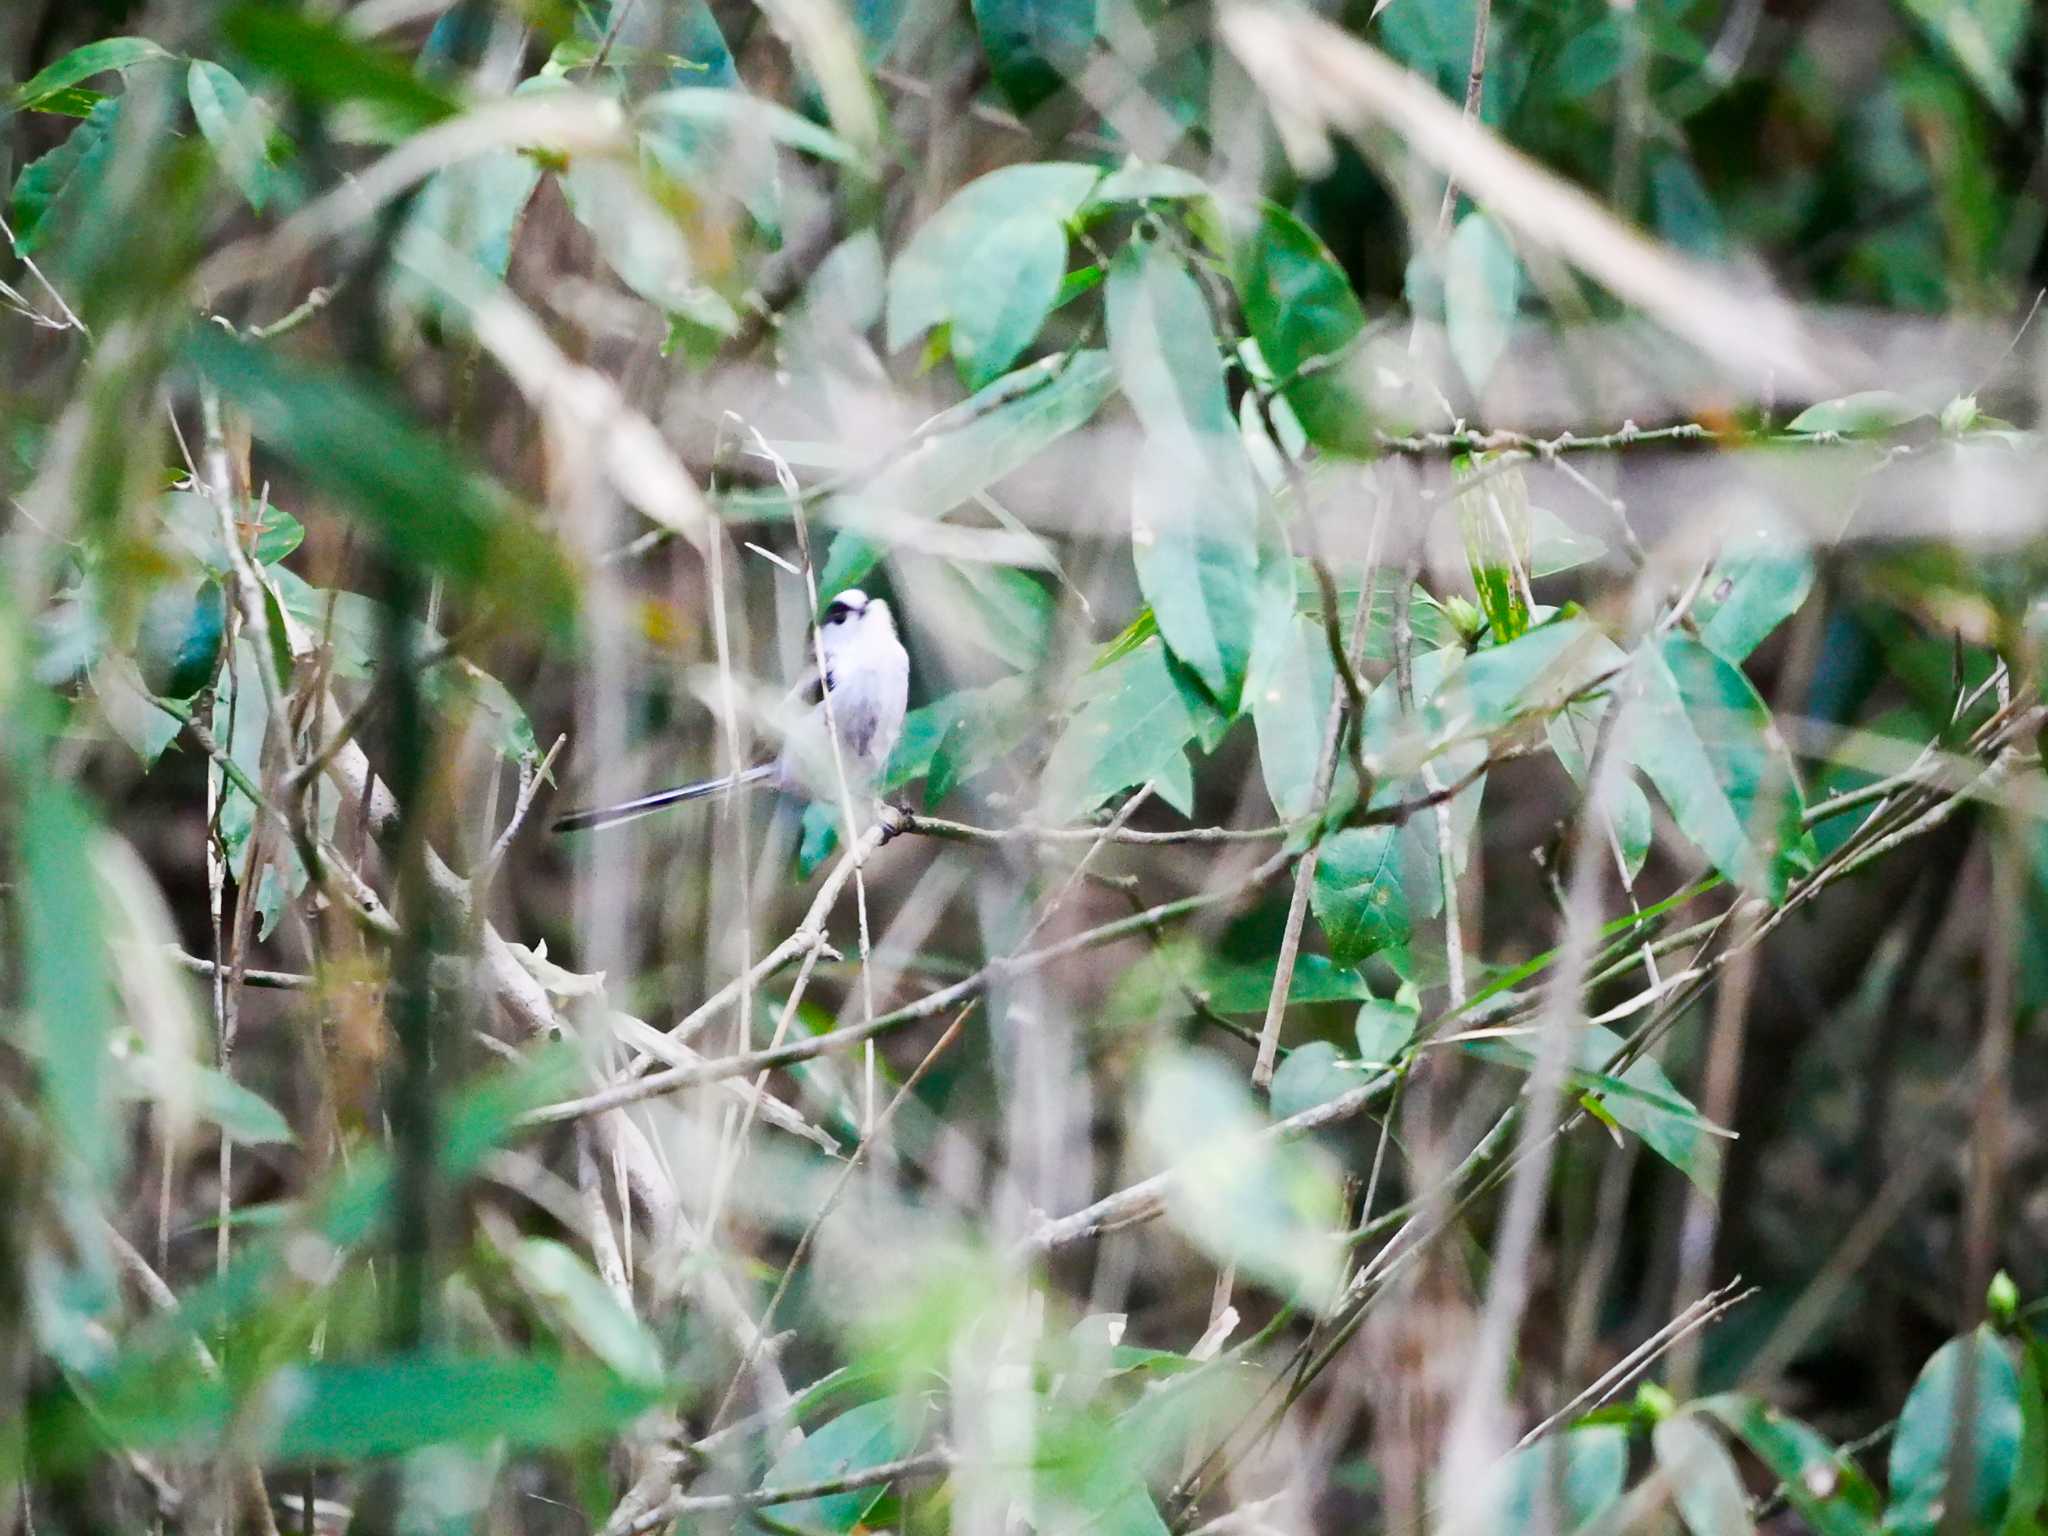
877, 800, 912, 844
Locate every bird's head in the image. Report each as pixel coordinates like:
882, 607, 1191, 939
822, 588, 894, 644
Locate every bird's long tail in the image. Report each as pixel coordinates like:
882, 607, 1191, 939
550, 763, 776, 834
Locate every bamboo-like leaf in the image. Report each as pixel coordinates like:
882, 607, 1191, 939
1629, 635, 1808, 901
1107, 239, 1262, 710
188, 328, 577, 637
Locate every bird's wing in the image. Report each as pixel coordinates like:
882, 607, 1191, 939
784, 664, 832, 710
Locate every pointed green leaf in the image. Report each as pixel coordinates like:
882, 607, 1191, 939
1311, 825, 1414, 967
761, 1398, 925, 1535
1462, 1024, 1723, 1188
21, 781, 117, 1185
187, 327, 576, 637
1695, 530, 1816, 663
187, 60, 291, 212
838, 351, 1115, 537
1654, 1415, 1755, 1536
1353, 996, 1418, 1065
1487, 1426, 1629, 1533
1785, 391, 1922, 436
1445, 211, 1520, 396
14, 37, 170, 111
1198, 953, 1376, 1013
1234, 202, 1376, 456
222, 5, 459, 134
1137, 1049, 1343, 1301
1269, 1041, 1357, 1119
1248, 591, 1337, 821
885, 164, 1099, 381
1630, 635, 1806, 901
1547, 695, 1652, 884
512, 1239, 664, 1385
1042, 637, 1215, 820
1108, 240, 1261, 709
1698, 1394, 1882, 1536
560, 155, 736, 334
1886, 1328, 2025, 1536
10, 95, 125, 252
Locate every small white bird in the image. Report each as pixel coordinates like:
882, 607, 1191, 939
551, 588, 911, 834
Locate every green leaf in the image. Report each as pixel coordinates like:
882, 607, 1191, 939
1785, 391, 1923, 436
1456, 456, 1534, 643
1650, 149, 1726, 258
923, 676, 1036, 803
222, 5, 460, 135
835, 350, 1116, 538
1233, 203, 1376, 456
970, 0, 1094, 113
192, 1067, 295, 1147
1461, 1024, 1724, 1188
879, 692, 972, 792
1698, 1394, 1882, 1536
559, 155, 737, 334
1892, 0, 2024, 120
1269, 1041, 1357, 1119
1487, 1426, 1629, 1533
21, 779, 117, 1185
2007, 1340, 2048, 1535
1654, 1414, 1754, 1536
187, 60, 291, 212
1695, 534, 1816, 663
1529, 505, 1607, 577
639, 88, 861, 166
1445, 211, 1520, 396
922, 562, 1053, 672
1248, 591, 1336, 822
1544, 16, 1625, 97
10, 94, 124, 252
269, 1356, 657, 1460
1089, 161, 1214, 207
1198, 953, 1376, 1013
1311, 825, 1414, 968
511, 1239, 664, 1385
396, 148, 541, 318
760, 1398, 925, 1535
1107, 239, 1261, 710
885, 164, 1099, 384
1041, 636, 1214, 820
14, 37, 170, 111
1886, 1328, 2025, 1536
1137, 1048, 1343, 1301
1630, 635, 1807, 901
1353, 996, 1418, 1065
1381, 617, 1617, 781
209, 641, 270, 874
427, 656, 541, 766
1547, 695, 1652, 884
162, 490, 305, 571
187, 327, 576, 637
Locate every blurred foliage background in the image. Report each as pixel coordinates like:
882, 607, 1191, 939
2, 0, 2048, 1533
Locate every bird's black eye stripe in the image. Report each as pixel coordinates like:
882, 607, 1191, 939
823, 607, 847, 626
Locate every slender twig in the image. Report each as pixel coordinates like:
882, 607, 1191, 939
530, 848, 1293, 1126
703, 1002, 979, 1434
167, 949, 315, 990
1253, 501, 1386, 1089
622, 1448, 955, 1533
477, 734, 567, 891
1512, 1279, 1757, 1449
